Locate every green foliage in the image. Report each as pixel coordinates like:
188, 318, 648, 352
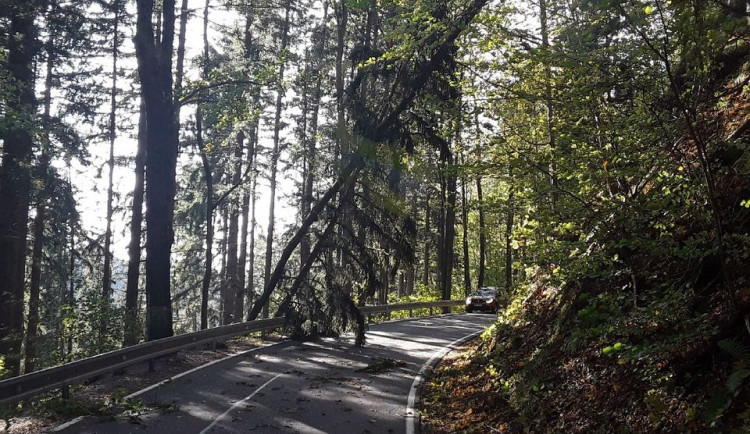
704, 390, 733, 423
702, 339, 750, 422
718, 339, 750, 363
31, 397, 112, 420
0, 357, 8, 380
602, 342, 624, 355
726, 369, 750, 394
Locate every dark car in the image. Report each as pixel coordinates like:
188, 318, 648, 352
465, 287, 500, 313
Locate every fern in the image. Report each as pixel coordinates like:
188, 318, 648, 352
727, 369, 750, 393
703, 390, 732, 422
718, 339, 750, 362
703, 339, 750, 422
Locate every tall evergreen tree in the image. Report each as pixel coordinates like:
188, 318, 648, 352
134, 0, 179, 340
0, 0, 40, 376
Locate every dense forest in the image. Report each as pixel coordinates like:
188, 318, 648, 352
1, 0, 750, 431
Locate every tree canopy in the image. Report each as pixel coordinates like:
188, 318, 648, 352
2, 0, 750, 430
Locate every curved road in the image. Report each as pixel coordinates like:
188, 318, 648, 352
58, 314, 494, 434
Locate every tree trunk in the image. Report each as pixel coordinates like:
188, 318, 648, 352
262, 0, 292, 320
380, 266, 389, 305
124, 97, 146, 346
102, 0, 120, 307
223, 131, 244, 324
0, 4, 36, 376
461, 176, 471, 297
134, 0, 179, 341
335, 0, 347, 154
194, 0, 212, 330
299, 54, 311, 264
422, 193, 431, 287
476, 177, 486, 288
505, 190, 514, 293
333, 0, 349, 268
247, 166, 258, 308
406, 265, 415, 296
301, 3, 326, 263
219, 197, 229, 317
235, 6, 258, 325
26, 193, 45, 374
197, 106, 213, 330
440, 164, 457, 303
174, 0, 189, 101
539, 0, 557, 209
26, 13, 56, 373
67, 214, 76, 356
236, 151, 253, 323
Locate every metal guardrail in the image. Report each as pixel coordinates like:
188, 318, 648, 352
0, 300, 462, 407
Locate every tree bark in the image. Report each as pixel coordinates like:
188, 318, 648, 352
26, 11, 57, 372
300, 5, 326, 272
102, 0, 121, 306
26, 192, 45, 375
134, 0, 179, 340
174, 0, 189, 101
67, 211, 76, 356
422, 193, 431, 287
197, 107, 213, 330
335, 0, 348, 154
505, 192, 514, 293
262, 0, 293, 320
223, 131, 244, 324
0, 3, 37, 376
219, 193, 229, 316
461, 176, 471, 297
247, 166, 258, 308
476, 177, 486, 288
235, 5, 258, 325
539, 0, 557, 209
438, 162, 457, 304
124, 97, 146, 346
299, 54, 311, 264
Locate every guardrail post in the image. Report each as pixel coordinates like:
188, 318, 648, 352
409, 308, 413, 318
429, 307, 434, 316
61, 384, 70, 400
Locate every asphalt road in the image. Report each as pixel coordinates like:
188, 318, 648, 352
58, 314, 495, 434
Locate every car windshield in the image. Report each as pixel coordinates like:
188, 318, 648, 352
474, 289, 496, 297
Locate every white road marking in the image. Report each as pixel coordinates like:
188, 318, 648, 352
199, 372, 284, 434
50, 341, 288, 433
48, 416, 85, 432
405, 329, 483, 434
124, 341, 285, 401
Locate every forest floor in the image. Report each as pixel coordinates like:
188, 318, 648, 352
4, 335, 277, 434
419, 342, 506, 433
419, 286, 750, 433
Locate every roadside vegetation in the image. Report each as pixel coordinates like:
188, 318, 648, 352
2, 0, 750, 431
419, 0, 750, 431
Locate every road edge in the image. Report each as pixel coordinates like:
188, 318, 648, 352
405, 328, 484, 434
